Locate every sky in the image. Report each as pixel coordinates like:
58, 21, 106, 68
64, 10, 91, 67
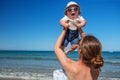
0, 0, 120, 51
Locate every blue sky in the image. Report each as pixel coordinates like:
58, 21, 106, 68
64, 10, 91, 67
0, 0, 120, 51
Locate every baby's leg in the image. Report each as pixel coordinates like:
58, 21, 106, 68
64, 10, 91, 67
65, 44, 78, 55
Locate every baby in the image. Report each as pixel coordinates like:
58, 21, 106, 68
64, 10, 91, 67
60, 1, 86, 54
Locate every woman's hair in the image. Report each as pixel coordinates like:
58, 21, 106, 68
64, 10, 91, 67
79, 35, 104, 69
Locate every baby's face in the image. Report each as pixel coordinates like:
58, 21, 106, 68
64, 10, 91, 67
66, 5, 80, 20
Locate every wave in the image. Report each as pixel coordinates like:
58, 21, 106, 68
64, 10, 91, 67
0, 72, 53, 80
1, 57, 120, 64
0, 56, 57, 61
0, 72, 120, 80
105, 60, 120, 64
98, 77, 120, 80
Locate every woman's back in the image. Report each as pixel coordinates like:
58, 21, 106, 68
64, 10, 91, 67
64, 60, 99, 80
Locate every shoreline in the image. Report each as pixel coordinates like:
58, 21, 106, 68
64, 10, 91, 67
0, 77, 25, 80
0, 76, 53, 80
0, 72, 53, 80
0, 77, 120, 80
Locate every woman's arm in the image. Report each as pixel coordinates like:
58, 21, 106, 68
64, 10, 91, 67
76, 20, 86, 29
76, 20, 86, 38
54, 29, 68, 67
78, 28, 86, 38
54, 28, 74, 70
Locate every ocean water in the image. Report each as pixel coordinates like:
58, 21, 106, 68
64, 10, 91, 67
0, 50, 120, 80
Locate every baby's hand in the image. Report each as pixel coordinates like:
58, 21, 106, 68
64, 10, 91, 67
76, 20, 83, 28
60, 20, 69, 29
63, 20, 70, 28
65, 20, 70, 24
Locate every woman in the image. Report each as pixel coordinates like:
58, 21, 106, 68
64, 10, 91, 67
54, 27, 104, 80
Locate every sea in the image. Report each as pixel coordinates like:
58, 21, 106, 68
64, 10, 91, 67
0, 50, 120, 80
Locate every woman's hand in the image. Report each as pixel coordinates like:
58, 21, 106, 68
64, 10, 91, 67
60, 20, 70, 30
76, 20, 86, 29
64, 20, 70, 29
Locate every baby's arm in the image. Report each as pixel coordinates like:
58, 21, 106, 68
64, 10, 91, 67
60, 19, 70, 29
78, 28, 86, 38
76, 20, 86, 29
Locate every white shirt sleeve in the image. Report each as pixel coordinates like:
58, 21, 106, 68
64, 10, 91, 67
61, 15, 69, 21
77, 16, 85, 21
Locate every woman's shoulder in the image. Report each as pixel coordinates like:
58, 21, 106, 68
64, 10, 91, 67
69, 61, 86, 73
